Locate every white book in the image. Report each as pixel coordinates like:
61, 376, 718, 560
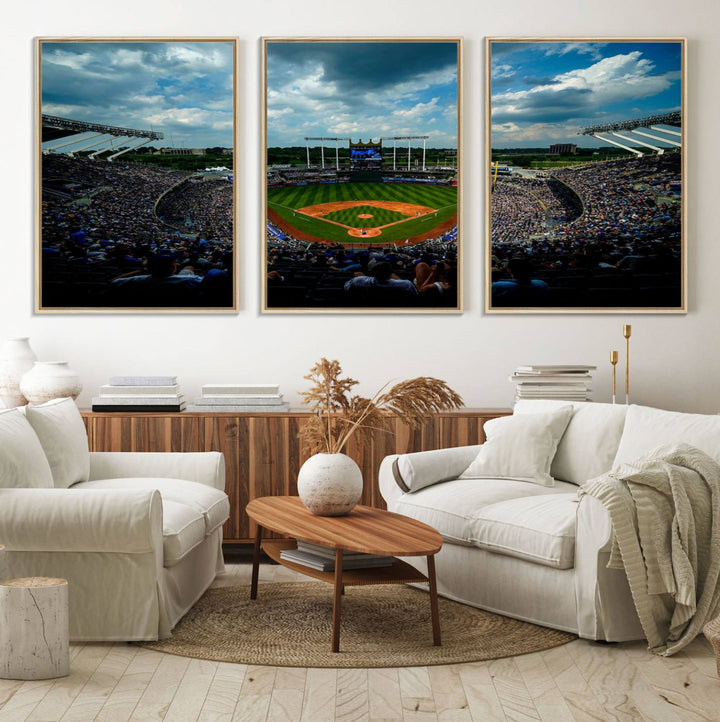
510, 376, 591, 385
109, 376, 177, 386
202, 384, 280, 396
188, 403, 290, 413
92, 396, 184, 405
196, 394, 284, 405
279, 548, 394, 571
518, 384, 592, 394
515, 365, 596, 374
296, 540, 390, 562
100, 385, 180, 395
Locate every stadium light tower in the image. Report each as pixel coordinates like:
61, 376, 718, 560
304, 137, 351, 170
380, 136, 429, 171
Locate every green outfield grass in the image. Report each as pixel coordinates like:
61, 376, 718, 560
267, 182, 457, 244
323, 205, 408, 228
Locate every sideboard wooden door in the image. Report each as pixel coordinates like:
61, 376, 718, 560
82, 409, 510, 543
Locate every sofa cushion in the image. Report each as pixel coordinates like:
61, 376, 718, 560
0, 408, 54, 489
392, 477, 578, 554
162, 500, 207, 567
613, 404, 720, 468
514, 400, 627, 485
471, 494, 578, 569
393, 445, 483, 493
73, 477, 229, 535
460, 407, 572, 486
24, 398, 90, 489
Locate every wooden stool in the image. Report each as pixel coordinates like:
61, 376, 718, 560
0, 577, 69, 680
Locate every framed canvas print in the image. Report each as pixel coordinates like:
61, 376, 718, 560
486, 38, 686, 313
262, 38, 462, 313
36, 38, 238, 313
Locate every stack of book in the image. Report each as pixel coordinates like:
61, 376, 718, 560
280, 541, 395, 572
92, 376, 184, 412
190, 384, 289, 413
510, 365, 596, 403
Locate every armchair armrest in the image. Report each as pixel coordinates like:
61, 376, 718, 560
0, 488, 162, 553
379, 444, 483, 506
89, 452, 225, 491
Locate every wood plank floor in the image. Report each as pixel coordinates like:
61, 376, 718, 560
1, 561, 718, 721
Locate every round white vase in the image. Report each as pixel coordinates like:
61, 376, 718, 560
20, 362, 83, 406
0, 337, 37, 407
297, 453, 363, 516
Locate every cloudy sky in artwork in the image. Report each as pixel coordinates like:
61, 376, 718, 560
491, 41, 682, 148
41, 41, 235, 148
266, 42, 459, 148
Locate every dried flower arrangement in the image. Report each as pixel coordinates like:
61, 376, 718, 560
299, 358, 463, 454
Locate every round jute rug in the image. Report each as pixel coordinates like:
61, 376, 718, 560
139, 583, 575, 668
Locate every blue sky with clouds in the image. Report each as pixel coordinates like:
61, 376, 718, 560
41, 41, 235, 148
491, 41, 682, 148
266, 41, 459, 148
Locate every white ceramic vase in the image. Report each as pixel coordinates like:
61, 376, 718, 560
297, 453, 363, 516
20, 362, 83, 406
0, 337, 37, 407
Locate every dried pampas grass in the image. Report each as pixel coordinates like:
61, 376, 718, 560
299, 358, 463, 454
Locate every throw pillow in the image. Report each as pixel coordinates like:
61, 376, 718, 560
0, 408, 54, 488
459, 406, 573, 486
24, 398, 90, 489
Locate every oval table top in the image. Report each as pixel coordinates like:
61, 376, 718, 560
246, 496, 442, 557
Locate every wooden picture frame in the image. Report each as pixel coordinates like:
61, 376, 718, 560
36, 37, 238, 313
262, 37, 462, 313
485, 38, 686, 314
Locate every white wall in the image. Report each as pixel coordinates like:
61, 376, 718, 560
2, 0, 719, 413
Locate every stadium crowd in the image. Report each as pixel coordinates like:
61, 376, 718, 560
490, 154, 682, 307
41, 155, 234, 307
266, 221, 458, 308
157, 178, 233, 240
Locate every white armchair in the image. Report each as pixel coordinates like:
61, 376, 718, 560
0, 400, 229, 641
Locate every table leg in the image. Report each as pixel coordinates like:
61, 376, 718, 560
331, 549, 344, 653
427, 554, 441, 646
250, 523, 263, 600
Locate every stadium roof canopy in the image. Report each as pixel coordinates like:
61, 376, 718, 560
579, 112, 682, 157
41, 115, 164, 161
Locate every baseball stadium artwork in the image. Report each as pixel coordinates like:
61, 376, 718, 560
486, 38, 686, 313
36, 38, 237, 312
263, 38, 461, 312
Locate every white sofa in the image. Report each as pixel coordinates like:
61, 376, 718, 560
380, 400, 720, 641
0, 398, 229, 642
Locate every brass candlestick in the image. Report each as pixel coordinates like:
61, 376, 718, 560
610, 350, 619, 404
623, 324, 632, 404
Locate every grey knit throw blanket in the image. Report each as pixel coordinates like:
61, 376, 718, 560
580, 443, 720, 656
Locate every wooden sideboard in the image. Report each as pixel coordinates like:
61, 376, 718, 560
81, 408, 510, 543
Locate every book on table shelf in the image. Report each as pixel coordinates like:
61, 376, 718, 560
96, 375, 184, 411
194, 382, 286, 412
108, 376, 178, 386
280, 543, 395, 572
202, 384, 279, 396
99, 384, 181, 396
92, 404, 186, 412
188, 403, 290, 413
193, 394, 285, 406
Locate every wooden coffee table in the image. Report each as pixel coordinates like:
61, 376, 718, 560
246, 496, 443, 653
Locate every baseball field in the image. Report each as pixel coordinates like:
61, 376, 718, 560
267, 182, 457, 245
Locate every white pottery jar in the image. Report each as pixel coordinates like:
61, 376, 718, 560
20, 362, 83, 406
0, 337, 37, 407
297, 453, 363, 516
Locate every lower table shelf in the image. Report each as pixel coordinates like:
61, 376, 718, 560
263, 539, 429, 587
